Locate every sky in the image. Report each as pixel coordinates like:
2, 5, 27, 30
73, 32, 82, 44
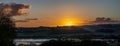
1, 0, 120, 27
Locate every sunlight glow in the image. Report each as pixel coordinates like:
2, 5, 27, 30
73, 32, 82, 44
59, 18, 81, 26
64, 21, 74, 26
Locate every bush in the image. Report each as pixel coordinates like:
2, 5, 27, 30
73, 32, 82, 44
0, 13, 16, 46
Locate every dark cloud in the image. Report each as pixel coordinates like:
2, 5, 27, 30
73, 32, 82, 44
0, 2, 31, 17
95, 17, 112, 22
94, 17, 120, 22
90, 17, 120, 24
15, 18, 38, 22
25, 18, 38, 20
15, 20, 29, 22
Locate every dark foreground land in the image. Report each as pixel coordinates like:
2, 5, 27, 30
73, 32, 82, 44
15, 24, 120, 46
17, 39, 120, 46
16, 24, 120, 39
1, 23, 120, 46
41, 40, 108, 46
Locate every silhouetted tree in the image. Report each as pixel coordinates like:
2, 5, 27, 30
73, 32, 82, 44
0, 13, 16, 46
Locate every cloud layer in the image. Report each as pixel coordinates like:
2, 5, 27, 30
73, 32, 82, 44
0, 2, 30, 17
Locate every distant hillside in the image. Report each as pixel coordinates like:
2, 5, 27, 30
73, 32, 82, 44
15, 24, 120, 39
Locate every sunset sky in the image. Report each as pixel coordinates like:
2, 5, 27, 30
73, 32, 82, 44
1, 0, 120, 27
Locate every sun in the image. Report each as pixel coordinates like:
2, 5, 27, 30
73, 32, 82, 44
59, 18, 79, 26
64, 21, 74, 26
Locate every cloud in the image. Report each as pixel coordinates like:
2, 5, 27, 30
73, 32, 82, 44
15, 18, 38, 22
15, 20, 29, 22
25, 18, 38, 20
94, 17, 118, 22
0, 2, 31, 17
95, 17, 110, 22
90, 17, 120, 24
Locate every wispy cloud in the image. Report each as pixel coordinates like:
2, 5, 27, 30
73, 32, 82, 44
90, 17, 120, 24
15, 20, 29, 22
25, 18, 38, 20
